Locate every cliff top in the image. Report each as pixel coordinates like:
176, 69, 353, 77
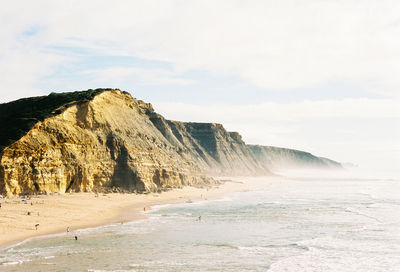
0, 88, 234, 152
248, 144, 314, 155
0, 88, 120, 151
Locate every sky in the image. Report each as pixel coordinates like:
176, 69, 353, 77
1, 0, 399, 171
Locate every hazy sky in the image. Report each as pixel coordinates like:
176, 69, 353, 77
1, 1, 399, 170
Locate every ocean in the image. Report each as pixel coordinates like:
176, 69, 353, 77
1, 171, 400, 272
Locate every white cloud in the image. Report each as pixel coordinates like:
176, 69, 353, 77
83, 67, 195, 86
0, 2, 70, 102
2, 0, 400, 99
154, 98, 400, 123
0, 41, 68, 102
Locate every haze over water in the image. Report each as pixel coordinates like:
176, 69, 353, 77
1, 170, 399, 272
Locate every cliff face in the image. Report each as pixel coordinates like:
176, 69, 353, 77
0, 90, 211, 195
248, 145, 342, 170
149, 117, 270, 176
167, 122, 268, 175
0, 89, 341, 196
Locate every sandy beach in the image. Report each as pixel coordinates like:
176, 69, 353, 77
0, 177, 276, 249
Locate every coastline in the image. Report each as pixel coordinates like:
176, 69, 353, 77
0, 176, 277, 250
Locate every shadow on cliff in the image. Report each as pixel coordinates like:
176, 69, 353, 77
106, 133, 145, 192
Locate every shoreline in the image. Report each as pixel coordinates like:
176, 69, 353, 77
0, 176, 277, 250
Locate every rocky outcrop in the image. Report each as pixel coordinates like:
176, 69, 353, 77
0, 89, 341, 196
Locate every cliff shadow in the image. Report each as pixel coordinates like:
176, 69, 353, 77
106, 133, 144, 191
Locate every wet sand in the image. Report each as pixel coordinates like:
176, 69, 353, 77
0, 177, 276, 249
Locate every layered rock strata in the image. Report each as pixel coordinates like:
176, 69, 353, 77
0, 89, 341, 196
0, 90, 211, 195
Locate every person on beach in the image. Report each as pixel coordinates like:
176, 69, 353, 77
74, 236, 78, 240
67, 227, 70, 232
198, 216, 202, 221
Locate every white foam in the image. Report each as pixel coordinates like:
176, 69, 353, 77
0, 257, 30, 266
88, 269, 137, 272
211, 197, 233, 202
148, 203, 173, 212
43, 255, 55, 259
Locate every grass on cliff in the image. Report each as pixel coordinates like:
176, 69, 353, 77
0, 88, 112, 152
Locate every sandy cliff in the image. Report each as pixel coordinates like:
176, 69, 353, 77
154, 119, 270, 176
0, 90, 211, 196
0, 89, 341, 196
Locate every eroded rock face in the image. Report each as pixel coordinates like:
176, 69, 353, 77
159, 121, 270, 175
0, 89, 341, 196
0, 90, 210, 196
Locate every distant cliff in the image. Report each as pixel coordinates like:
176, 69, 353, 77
248, 145, 341, 170
0, 89, 341, 196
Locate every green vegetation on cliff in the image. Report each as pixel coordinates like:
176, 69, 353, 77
0, 89, 112, 151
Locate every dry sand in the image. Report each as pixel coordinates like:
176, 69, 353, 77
0, 177, 277, 249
